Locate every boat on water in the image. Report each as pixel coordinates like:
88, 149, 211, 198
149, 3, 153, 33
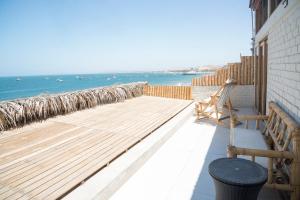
56, 79, 64, 82
16, 77, 21, 81
182, 70, 199, 75
76, 75, 87, 80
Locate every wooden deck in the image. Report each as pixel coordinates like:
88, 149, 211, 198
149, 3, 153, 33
0, 96, 192, 200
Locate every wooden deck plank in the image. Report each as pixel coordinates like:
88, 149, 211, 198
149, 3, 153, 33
1, 97, 189, 180
3, 134, 133, 199
0, 126, 85, 166
0, 130, 114, 197
0, 128, 103, 176
0, 96, 192, 200
0, 129, 113, 180
23, 137, 138, 199
0, 122, 75, 149
37, 137, 140, 199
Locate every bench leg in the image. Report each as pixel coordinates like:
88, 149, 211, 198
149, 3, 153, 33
227, 145, 237, 158
291, 135, 300, 200
290, 161, 300, 200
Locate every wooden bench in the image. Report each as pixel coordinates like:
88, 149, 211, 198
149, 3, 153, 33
227, 101, 300, 200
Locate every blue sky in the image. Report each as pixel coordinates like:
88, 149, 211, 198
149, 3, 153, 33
0, 0, 252, 76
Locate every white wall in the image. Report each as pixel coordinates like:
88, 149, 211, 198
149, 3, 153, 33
192, 85, 255, 108
192, 86, 219, 101
255, 0, 300, 122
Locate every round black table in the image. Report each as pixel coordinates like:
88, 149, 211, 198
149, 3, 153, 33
209, 158, 267, 200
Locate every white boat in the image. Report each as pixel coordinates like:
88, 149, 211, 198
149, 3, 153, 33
182, 70, 199, 75
16, 77, 21, 81
56, 79, 64, 82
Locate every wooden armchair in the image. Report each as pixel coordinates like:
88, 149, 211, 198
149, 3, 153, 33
195, 79, 237, 124
228, 102, 300, 200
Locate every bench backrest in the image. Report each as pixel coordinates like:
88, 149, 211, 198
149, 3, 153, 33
265, 102, 300, 153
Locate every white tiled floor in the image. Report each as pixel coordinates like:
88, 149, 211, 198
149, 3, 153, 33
110, 108, 282, 200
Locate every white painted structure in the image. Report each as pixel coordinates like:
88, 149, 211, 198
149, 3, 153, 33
192, 85, 255, 107
254, 0, 300, 122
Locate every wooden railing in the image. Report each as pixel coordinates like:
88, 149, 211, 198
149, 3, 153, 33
143, 85, 192, 100
192, 56, 254, 86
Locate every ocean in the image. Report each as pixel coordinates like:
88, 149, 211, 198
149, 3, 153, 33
0, 72, 206, 101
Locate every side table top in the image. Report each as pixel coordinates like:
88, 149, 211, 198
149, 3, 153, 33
209, 158, 267, 186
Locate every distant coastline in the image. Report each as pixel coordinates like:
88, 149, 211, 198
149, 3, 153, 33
166, 65, 221, 74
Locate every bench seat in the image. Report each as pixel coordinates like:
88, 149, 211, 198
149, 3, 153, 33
234, 127, 268, 168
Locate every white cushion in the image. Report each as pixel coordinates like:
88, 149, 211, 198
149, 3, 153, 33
233, 128, 269, 168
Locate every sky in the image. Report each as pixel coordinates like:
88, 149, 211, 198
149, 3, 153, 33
0, 0, 252, 76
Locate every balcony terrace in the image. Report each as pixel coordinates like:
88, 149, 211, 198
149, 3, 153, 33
0, 56, 298, 200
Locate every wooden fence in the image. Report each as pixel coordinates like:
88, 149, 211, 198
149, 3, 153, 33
192, 56, 254, 86
143, 85, 192, 100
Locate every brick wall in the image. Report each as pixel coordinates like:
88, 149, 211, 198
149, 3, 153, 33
264, 2, 300, 122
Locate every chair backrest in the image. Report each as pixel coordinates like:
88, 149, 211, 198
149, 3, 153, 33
216, 79, 236, 109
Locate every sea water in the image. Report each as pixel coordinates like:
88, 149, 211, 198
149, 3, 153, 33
0, 72, 206, 101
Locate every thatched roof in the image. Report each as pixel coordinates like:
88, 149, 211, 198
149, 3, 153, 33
0, 82, 147, 132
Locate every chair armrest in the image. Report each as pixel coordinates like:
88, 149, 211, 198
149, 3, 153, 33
196, 96, 212, 105
210, 94, 220, 98
196, 101, 209, 105
228, 145, 294, 159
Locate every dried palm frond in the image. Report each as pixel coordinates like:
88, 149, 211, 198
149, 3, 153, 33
0, 82, 147, 132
